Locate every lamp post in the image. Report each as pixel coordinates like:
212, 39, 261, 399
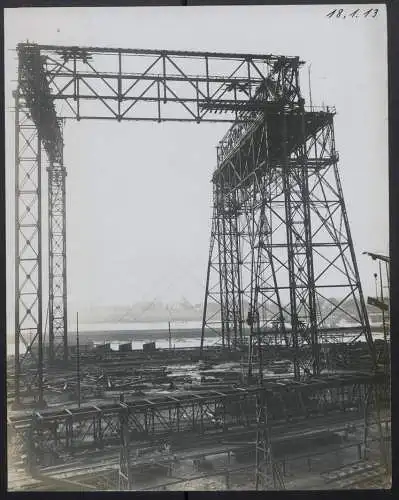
76, 312, 81, 408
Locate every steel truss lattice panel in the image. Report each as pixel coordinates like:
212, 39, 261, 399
8, 374, 383, 468
202, 106, 374, 376
48, 147, 68, 364
14, 91, 44, 404
35, 45, 302, 123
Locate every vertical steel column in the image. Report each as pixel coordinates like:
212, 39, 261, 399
201, 233, 213, 352
201, 183, 226, 350
119, 397, 132, 490
224, 202, 241, 349
14, 86, 44, 407
76, 312, 81, 407
14, 90, 21, 405
281, 110, 301, 380
232, 189, 244, 347
299, 109, 319, 375
331, 132, 375, 363
28, 413, 43, 473
252, 118, 289, 378
255, 391, 284, 490
281, 104, 320, 378
220, 198, 232, 349
216, 187, 227, 348
373, 381, 389, 473
362, 383, 370, 459
48, 129, 68, 364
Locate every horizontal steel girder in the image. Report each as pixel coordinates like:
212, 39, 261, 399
8, 373, 384, 464
17, 43, 305, 151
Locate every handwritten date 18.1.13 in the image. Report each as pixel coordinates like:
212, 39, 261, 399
326, 8, 379, 19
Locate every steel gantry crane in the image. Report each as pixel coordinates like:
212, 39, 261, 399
201, 61, 376, 380
13, 43, 374, 408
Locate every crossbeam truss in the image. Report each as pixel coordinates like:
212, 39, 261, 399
34, 45, 302, 125
14, 43, 305, 404
8, 374, 384, 468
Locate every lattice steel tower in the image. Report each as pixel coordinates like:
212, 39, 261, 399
200, 57, 374, 379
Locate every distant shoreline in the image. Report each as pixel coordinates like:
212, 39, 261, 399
80, 327, 212, 340
81, 317, 204, 325
6, 327, 217, 345
6, 323, 386, 345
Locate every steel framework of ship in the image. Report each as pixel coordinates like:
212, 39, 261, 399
13, 43, 375, 405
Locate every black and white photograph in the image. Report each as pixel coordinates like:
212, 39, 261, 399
4, 3, 391, 492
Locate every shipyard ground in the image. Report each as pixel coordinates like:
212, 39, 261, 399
7, 342, 391, 491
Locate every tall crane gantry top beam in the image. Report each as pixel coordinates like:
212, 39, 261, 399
17, 42, 305, 164
21, 43, 304, 61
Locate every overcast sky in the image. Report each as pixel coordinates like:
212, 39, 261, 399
5, 5, 388, 325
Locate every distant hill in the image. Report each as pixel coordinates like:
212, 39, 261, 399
77, 295, 387, 325
78, 299, 211, 324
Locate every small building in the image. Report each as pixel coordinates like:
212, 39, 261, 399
143, 341, 156, 353
119, 342, 132, 352
96, 342, 112, 351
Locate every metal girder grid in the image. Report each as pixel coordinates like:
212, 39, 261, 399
15, 43, 66, 403
17, 393, 251, 464
214, 183, 244, 349
10, 380, 388, 493
9, 374, 383, 465
254, 380, 386, 491
14, 89, 44, 406
34, 45, 303, 124
201, 56, 304, 353
280, 109, 318, 378
11, 419, 389, 491
48, 138, 68, 364
201, 103, 374, 377
215, 57, 303, 165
